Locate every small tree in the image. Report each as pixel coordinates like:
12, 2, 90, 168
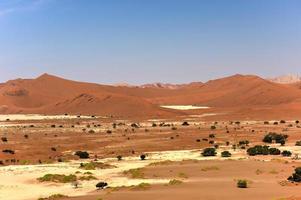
288, 167, 301, 182
75, 151, 89, 159
140, 154, 146, 160
117, 155, 122, 161
96, 182, 108, 189
237, 180, 247, 188
201, 148, 216, 157
221, 151, 232, 157
282, 150, 292, 157
182, 121, 189, 126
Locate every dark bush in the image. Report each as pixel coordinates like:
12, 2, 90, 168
1, 137, 8, 142
201, 148, 216, 157
247, 145, 269, 156
140, 154, 146, 160
117, 155, 122, 161
282, 150, 292, 157
268, 148, 281, 155
96, 181, 108, 189
182, 121, 189, 126
2, 149, 15, 154
131, 123, 139, 128
295, 141, 301, 146
262, 134, 273, 143
238, 140, 249, 146
288, 167, 301, 182
262, 133, 288, 144
75, 151, 89, 159
221, 151, 232, 157
237, 180, 247, 188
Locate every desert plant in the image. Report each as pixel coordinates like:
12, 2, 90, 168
288, 167, 301, 182
268, 148, 281, 155
117, 155, 122, 161
247, 145, 269, 156
281, 150, 292, 157
221, 151, 232, 157
37, 174, 77, 183
237, 179, 247, 188
75, 151, 89, 159
182, 121, 189, 126
295, 141, 301, 146
168, 179, 183, 185
140, 154, 146, 160
201, 148, 216, 157
96, 182, 108, 189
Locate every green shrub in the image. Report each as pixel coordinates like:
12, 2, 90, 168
75, 151, 89, 159
96, 181, 108, 189
281, 150, 292, 157
79, 162, 114, 170
221, 151, 232, 157
288, 167, 301, 182
268, 148, 281, 155
168, 179, 183, 185
201, 148, 216, 157
38, 194, 67, 200
37, 174, 77, 183
237, 180, 247, 188
262, 133, 288, 144
123, 168, 144, 178
247, 145, 269, 156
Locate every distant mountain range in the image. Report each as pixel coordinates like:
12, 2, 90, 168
268, 74, 301, 84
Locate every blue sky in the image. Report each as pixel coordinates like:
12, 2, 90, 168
0, 0, 301, 84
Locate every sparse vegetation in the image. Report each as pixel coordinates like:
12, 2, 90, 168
168, 179, 183, 185
123, 168, 144, 179
38, 194, 67, 200
37, 174, 77, 183
237, 179, 248, 188
201, 148, 216, 157
79, 162, 114, 170
262, 133, 288, 145
75, 151, 89, 159
221, 151, 232, 157
288, 167, 301, 182
96, 182, 108, 189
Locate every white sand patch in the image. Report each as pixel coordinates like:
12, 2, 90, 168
160, 105, 210, 110
0, 114, 99, 121
0, 148, 245, 200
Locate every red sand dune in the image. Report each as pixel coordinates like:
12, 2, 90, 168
1, 73, 301, 119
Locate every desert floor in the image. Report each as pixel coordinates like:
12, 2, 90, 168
0, 114, 301, 200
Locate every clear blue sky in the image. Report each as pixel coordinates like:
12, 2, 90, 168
0, 0, 301, 84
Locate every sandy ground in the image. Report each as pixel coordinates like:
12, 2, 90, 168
61, 159, 301, 200
0, 148, 246, 200
1, 116, 301, 200
0, 114, 99, 121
